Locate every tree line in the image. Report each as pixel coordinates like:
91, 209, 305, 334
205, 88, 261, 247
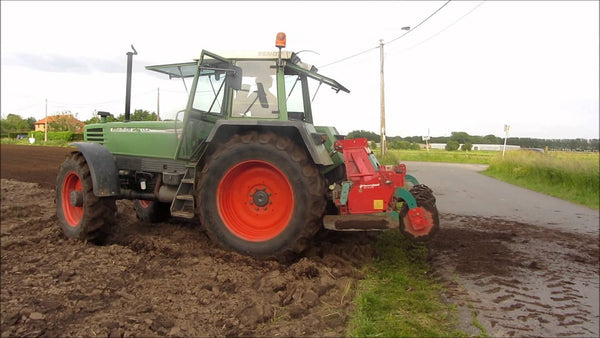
346, 130, 599, 152
1, 110, 158, 135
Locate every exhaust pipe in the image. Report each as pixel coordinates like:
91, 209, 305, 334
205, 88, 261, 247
125, 45, 137, 122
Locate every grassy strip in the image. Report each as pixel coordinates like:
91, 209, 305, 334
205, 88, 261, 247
483, 151, 599, 210
347, 231, 465, 337
1, 138, 72, 147
379, 149, 497, 164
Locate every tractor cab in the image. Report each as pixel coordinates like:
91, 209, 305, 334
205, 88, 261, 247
146, 49, 349, 161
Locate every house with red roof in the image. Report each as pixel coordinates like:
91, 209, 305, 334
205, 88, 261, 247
34, 115, 85, 132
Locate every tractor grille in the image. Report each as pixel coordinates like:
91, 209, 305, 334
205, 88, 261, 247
86, 128, 104, 143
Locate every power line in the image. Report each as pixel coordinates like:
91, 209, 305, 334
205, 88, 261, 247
319, 46, 379, 69
386, 0, 452, 45
395, 0, 486, 53
319, 0, 452, 69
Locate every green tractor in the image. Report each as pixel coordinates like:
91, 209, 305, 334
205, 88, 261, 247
56, 33, 439, 258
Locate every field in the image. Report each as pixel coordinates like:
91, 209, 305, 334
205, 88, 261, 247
1, 144, 599, 337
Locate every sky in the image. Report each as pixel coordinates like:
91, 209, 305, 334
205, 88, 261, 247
1, 1, 598, 139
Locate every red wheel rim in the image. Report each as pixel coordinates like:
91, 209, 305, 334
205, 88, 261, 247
138, 200, 152, 208
403, 207, 435, 238
217, 160, 294, 241
61, 171, 83, 227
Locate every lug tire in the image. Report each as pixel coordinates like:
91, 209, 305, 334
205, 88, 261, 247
56, 151, 116, 241
134, 199, 171, 223
399, 184, 440, 241
198, 132, 326, 258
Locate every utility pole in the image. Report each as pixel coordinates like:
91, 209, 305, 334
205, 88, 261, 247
379, 26, 410, 157
502, 124, 510, 158
44, 99, 48, 142
157, 87, 160, 121
379, 39, 386, 156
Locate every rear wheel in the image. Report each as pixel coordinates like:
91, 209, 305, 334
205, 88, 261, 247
134, 199, 170, 223
198, 132, 326, 258
56, 152, 116, 240
399, 184, 439, 241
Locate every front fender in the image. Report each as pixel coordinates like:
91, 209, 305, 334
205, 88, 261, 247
71, 142, 120, 197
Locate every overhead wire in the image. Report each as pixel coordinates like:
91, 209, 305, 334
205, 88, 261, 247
318, 0, 452, 69
385, 0, 452, 46
395, 0, 486, 53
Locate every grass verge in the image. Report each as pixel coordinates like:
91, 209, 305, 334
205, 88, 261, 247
378, 149, 497, 164
347, 231, 465, 337
1, 138, 71, 147
483, 151, 599, 210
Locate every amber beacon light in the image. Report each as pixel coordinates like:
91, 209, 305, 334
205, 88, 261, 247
275, 32, 286, 48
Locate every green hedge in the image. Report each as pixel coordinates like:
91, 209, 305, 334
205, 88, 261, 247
30, 131, 76, 141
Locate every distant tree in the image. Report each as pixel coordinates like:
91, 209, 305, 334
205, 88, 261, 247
450, 131, 471, 144
389, 140, 421, 150
483, 134, 500, 144
48, 111, 81, 132
445, 140, 459, 151
114, 109, 158, 121
85, 116, 102, 124
0, 114, 31, 132
460, 142, 473, 151
347, 130, 380, 142
26, 117, 36, 130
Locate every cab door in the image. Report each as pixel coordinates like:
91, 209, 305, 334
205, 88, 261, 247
175, 51, 240, 160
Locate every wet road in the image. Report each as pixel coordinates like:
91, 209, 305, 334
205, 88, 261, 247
404, 161, 599, 235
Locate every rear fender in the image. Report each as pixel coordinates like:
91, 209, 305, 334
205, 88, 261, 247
70, 142, 120, 197
206, 120, 334, 165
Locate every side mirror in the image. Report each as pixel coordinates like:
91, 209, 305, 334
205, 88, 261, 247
226, 65, 242, 91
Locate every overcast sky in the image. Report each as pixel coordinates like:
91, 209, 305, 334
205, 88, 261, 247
1, 1, 598, 139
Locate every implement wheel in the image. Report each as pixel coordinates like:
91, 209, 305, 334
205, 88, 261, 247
399, 184, 439, 241
56, 152, 116, 241
198, 132, 326, 258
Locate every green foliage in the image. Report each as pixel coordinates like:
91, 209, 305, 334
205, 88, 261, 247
85, 109, 157, 124
387, 149, 497, 164
460, 142, 473, 152
0, 114, 36, 133
484, 151, 599, 209
389, 140, 421, 150
347, 130, 380, 142
347, 231, 463, 337
85, 116, 102, 124
30, 131, 75, 142
48, 111, 81, 132
445, 140, 459, 151
376, 150, 400, 165
450, 131, 470, 144
114, 109, 158, 121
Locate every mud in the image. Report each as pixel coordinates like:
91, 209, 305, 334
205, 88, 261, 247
1, 144, 599, 336
1, 178, 377, 337
430, 214, 599, 337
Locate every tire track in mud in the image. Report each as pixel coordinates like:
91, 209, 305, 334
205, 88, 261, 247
1, 179, 378, 337
429, 214, 599, 337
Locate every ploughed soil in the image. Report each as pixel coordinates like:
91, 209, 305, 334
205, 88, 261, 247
1, 144, 599, 337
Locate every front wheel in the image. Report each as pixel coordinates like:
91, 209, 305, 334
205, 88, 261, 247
198, 132, 326, 258
56, 152, 116, 241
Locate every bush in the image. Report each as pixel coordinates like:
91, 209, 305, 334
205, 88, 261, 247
389, 140, 422, 150
445, 140, 459, 151
30, 131, 75, 142
461, 142, 473, 152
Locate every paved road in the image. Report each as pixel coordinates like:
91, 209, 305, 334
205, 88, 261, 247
404, 161, 599, 235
